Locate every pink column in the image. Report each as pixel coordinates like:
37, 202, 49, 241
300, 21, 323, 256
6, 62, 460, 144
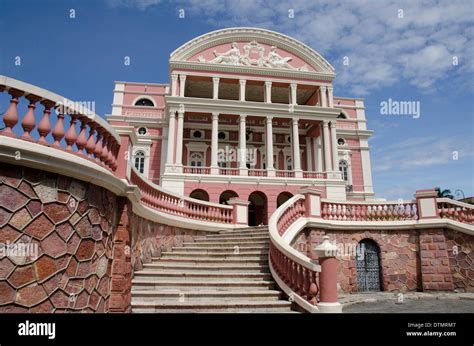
314, 235, 342, 313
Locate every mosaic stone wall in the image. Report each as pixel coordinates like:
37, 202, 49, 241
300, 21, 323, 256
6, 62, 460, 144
0, 163, 120, 312
0, 163, 215, 313
445, 231, 474, 292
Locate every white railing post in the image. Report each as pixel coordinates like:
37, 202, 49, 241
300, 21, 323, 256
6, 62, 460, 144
227, 198, 250, 226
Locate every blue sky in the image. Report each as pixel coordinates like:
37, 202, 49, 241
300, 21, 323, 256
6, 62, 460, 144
1, 0, 473, 200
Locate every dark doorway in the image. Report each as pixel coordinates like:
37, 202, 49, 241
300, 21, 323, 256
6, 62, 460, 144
356, 239, 382, 292
248, 191, 267, 226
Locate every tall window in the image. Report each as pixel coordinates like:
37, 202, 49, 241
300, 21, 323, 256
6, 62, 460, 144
134, 151, 145, 174
339, 160, 348, 181
134, 98, 154, 107
286, 157, 292, 170
190, 152, 204, 167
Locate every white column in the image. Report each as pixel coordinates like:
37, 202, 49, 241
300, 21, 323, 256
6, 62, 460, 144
290, 83, 297, 105
347, 160, 353, 186
239, 114, 248, 175
171, 74, 178, 97
265, 81, 272, 103
292, 118, 302, 177
175, 110, 184, 168
179, 74, 187, 97
213, 77, 220, 100
266, 116, 275, 176
165, 109, 176, 170
313, 136, 323, 172
330, 120, 338, 171
305, 137, 312, 172
322, 120, 331, 172
211, 112, 219, 174
239, 79, 246, 101
320, 86, 327, 107
327, 86, 334, 108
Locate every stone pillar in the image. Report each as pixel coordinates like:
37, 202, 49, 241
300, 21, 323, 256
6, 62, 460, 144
314, 136, 323, 172
415, 189, 440, 219
175, 110, 184, 169
239, 114, 248, 175
227, 198, 250, 225
314, 236, 342, 313
171, 74, 178, 97
322, 120, 331, 172
213, 77, 220, 100
320, 86, 327, 107
265, 116, 275, 176
330, 120, 338, 171
179, 74, 187, 97
211, 112, 219, 174
327, 86, 334, 108
290, 83, 297, 105
265, 81, 272, 103
292, 118, 302, 177
165, 109, 176, 169
239, 79, 246, 101
299, 187, 322, 218
305, 137, 312, 172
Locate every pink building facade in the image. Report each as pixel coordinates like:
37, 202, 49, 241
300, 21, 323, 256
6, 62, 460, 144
107, 28, 374, 225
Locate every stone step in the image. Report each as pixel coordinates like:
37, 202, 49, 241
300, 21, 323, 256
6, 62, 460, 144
131, 279, 276, 290
219, 226, 268, 233
131, 300, 292, 313
171, 246, 268, 253
155, 257, 268, 264
132, 290, 282, 301
182, 241, 269, 248
134, 271, 272, 280
196, 234, 269, 241
143, 263, 269, 272
160, 251, 268, 258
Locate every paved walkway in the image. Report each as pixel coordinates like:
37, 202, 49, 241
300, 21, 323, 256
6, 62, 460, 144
340, 292, 474, 313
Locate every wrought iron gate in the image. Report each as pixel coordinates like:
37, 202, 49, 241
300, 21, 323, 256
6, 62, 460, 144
356, 240, 381, 292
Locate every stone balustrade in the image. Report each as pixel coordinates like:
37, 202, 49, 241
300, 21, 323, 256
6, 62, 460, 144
437, 198, 474, 224
129, 168, 233, 224
0, 75, 120, 172
321, 200, 418, 221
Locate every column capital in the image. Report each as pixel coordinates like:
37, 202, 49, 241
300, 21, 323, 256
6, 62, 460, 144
179, 74, 187, 81
213, 77, 220, 83
292, 117, 299, 125
169, 109, 177, 117
266, 116, 274, 122
239, 79, 247, 85
212, 112, 219, 120
265, 80, 272, 86
290, 82, 297, 89
329, 120, 337, 127
322, 120, 329, 127
177, 110, 184, 118
239, 114, 247, 121
171, 74, 178, 81
320, 85, 327, 91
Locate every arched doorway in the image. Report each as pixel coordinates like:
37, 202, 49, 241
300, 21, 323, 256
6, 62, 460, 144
219, 190, 238, 205
189, 189, 210, 202
356, 239, 382, 292
248, 191, 267, 226
277, 192, 293, 208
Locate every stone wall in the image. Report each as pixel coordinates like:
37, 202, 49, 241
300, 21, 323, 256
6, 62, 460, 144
293, 227, 473, 294
0, 163, 208, 313
0, 163, 119, 312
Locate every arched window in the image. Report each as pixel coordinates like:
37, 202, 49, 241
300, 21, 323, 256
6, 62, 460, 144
134, 151, 145, 174
337, 112, 347, 119
190, 152, 204, 167
286, 157, 292, 170
134, 98, 154, 107
339, 160, 348, 181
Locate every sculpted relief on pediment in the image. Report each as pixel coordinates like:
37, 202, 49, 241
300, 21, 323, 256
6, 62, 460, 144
196, 41, 309, 71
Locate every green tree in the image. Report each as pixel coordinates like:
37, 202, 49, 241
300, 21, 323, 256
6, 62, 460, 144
435, 187, 454, 199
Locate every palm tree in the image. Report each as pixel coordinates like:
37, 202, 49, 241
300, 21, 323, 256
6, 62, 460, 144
435, 187, 454, 199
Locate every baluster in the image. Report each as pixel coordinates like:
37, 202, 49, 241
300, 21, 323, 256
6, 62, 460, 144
37, 100, 55, 144
308, 271, 318, 305
85, 124, 97, 158
75, 116, 88, 155
65, 113, 78, 152
1, 90, 22, 137
52, 108, 66, 148
100, 133, 110, 165
20, 95, 40, 141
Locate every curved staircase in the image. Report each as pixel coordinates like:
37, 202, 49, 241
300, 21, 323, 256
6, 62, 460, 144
131, 226, 295, 313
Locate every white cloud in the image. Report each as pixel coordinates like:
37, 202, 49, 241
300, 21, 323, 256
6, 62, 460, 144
161, 0, 473, 96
